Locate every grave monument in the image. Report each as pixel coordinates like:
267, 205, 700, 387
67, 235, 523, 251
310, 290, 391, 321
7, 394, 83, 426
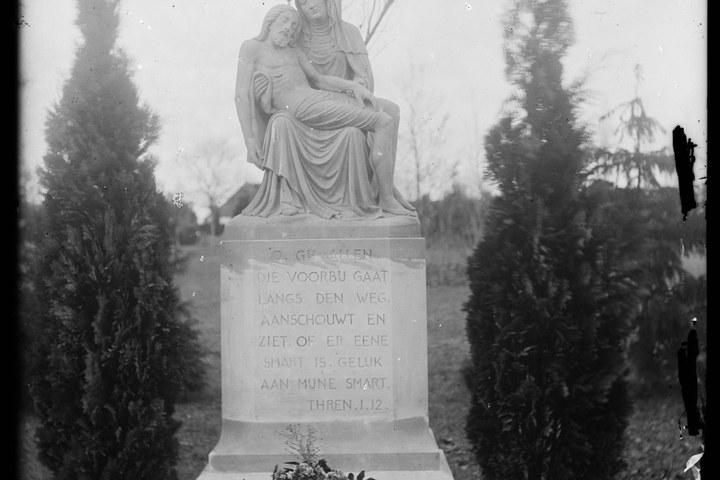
198, 2, 453, 478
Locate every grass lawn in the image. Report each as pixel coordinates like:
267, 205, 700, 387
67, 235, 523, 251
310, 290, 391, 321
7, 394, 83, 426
18, 241, 703, 480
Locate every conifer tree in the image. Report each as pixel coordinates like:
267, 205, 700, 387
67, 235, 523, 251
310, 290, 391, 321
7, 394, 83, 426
592, 63, 675, 189
464, 1, 634, 478
590, 64, 706, 393
28, 1, 200, 478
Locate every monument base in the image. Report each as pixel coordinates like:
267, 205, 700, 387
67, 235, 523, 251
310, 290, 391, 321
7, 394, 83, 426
197, 419, 453, 479
198, 214, 453, 480
197, 417, 452, 479
198, 460, 453, 480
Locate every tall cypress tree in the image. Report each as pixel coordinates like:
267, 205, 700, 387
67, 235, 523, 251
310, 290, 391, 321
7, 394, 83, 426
28, 1, 198, 478
464, 1, 633, 478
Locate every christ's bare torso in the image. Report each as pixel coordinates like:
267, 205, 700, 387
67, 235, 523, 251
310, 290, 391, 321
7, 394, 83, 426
254, 43, 320, 112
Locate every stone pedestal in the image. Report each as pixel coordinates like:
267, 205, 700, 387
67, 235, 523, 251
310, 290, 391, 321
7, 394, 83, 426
198, 215, 453, 480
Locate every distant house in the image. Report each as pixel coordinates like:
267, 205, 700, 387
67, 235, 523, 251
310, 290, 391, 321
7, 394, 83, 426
217, 183, 260, 226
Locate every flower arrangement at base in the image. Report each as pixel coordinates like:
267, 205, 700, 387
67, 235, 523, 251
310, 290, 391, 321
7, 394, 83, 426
271, 458, 372, 480
271, 424, 376, 480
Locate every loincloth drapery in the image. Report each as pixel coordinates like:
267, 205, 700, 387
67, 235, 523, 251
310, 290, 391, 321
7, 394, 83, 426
291, 90, 384, 132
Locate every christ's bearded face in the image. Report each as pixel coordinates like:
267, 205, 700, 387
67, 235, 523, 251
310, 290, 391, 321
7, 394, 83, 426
270, 11, 300, 48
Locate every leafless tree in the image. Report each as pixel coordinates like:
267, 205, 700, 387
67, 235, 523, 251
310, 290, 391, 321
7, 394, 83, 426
178, 138, 241, 236
398, 60, 453, 200
460, 100, 491, 198
342, 0, 398, 49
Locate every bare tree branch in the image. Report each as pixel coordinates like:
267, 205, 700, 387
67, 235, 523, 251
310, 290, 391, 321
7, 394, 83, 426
344, 0, 398, 48
364, 0, 395, 46
398, 59, 451, 200
179, 138, 242, 235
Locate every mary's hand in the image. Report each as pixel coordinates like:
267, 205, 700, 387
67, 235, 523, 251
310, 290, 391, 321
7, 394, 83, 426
246, 138, 263, 166
353, 76, 368, 89
352, 84, 378, 111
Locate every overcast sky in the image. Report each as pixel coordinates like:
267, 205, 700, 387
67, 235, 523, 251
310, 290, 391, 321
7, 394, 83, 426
19, 0, 707, 213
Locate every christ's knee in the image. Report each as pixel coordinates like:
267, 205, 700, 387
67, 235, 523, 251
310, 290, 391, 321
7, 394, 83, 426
379, 98, 400, 120
374, 111, 394, 131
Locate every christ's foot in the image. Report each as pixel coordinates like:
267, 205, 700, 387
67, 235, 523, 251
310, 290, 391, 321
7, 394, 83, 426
380, 198, 416, 216
280, 206, 300, 216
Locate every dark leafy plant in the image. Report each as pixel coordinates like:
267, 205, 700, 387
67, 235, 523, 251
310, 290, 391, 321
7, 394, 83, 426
414, 185, 489, 249
464, 1, 633, 479
25, 1, 204, 478
586, 61, 707, 394
619, 191, 706, 395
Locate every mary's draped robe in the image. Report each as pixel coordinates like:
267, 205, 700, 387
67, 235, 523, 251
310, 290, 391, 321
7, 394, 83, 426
242, 3, 413, 221
242, 68, 387, 221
